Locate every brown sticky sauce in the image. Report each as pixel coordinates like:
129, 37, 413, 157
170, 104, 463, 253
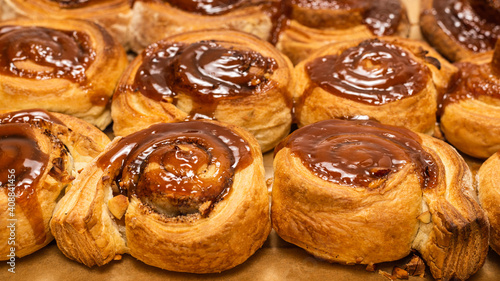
128, 41, 277, 119
49, 0, 93, 8
304, 39, 430, 105
0, 25, 95, 83
432, 0, 500, 52
275, 119, 438, 190
166, 0, 244, 15
97, 121, 252, 216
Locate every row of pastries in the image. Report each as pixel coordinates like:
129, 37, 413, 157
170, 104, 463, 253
0, 0, 499, 280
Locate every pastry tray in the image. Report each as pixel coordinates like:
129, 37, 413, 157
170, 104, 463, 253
1, 1, 498, 280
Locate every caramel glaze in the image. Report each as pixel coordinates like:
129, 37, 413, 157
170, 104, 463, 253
285, 0, 404, 35
431, 0, 500, 52
304, 39, 430, 105
127, 40, 277, 120
276, 119, 438, 190
0, 25, 95, 83
49, 0, 93, 8
0, 109, 66, 245
165, 0, 244, 15
97, 121, 252, 217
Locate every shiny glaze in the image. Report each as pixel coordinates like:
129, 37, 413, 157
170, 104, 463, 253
432, 0, 500, 52
305, 39, 430, 105
130, 41, 277, 119
97, 121, 252, 215
0, 25, 95, 83
0, 109, 65, 245
287, 0, 404, 35
49, 0, 92, 8
166, 0, 244, 15
276, 119, 437, 189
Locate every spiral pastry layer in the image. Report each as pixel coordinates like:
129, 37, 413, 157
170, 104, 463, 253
275, 0, 410, 64
51, 120, 270, 273
0, 0, 132, 47
0, 108, 110, 259
420, 0, 500, 61
439, 41, 500, 158
293, 37, 456, 134
272, 119, 489, 280
128, 0, 278, 52
0, 19, 128, 129
478, 152, 500, 255
112, 29, 293, 152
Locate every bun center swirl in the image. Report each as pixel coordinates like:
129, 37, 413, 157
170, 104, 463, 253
98, 121, 252, 217
0, 25, 95, 83
276, 119, 437, 189
305, 39, 429, 105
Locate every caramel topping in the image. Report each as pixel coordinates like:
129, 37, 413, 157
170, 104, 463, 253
0, 109, 64, 125
49, 0, 92, 8
166, 0, 244, 15
97, 121, 252, 216
0, 25, 95, 83
130, 41, 277, 119
305, 39, 430, 105
275, 119, 437, 189
287, 0, 404, 35
432, 0, 500, 52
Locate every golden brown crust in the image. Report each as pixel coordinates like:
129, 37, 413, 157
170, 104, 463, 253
271, 124, 488, 280
112, 30, 293, 153
50, 120, 271, 273
293, 37, 456, 134
0, 109, 110, 260
0, 0, 132, 47
277, 1, 410, 65
478, 152, 500, 255
0, 18, 128, 129
128, 0, 277, 53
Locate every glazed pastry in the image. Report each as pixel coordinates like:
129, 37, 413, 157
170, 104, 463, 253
129, 0, 279, 52
439, 41, 500, 159
0, 19, 128, 129
478, 151, 500, 255
272, 119, 489, 281
294, 37, 456, 134
276, 0, 410, 64
0, 0, 132, 47
112, 30, 293, 152
0, 109, 110, 260
420, 0, 500, 62
51, 120, 270, 273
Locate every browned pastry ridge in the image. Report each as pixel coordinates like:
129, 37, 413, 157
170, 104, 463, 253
0, 0, 132, 47
0, 18, 128, 129
478, 152, 500, 255
293, 37, 456, 134
439, 41, 500, 159
51, 120, 271, 273
112, 29, 293, 153
0, 109, 110, 260
276, 0, 410, 64
420, 0, 500, 62
271, 119, 489, 281
129, 0, 280, 52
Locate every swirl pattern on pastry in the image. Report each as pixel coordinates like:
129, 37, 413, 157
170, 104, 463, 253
0, 19, 128, 129
272, 119, 489, 280
112, 30, 293, 152
420, 0, 500, 61
51, 120, 270, 273
439, 41, 500, 158
293, 37, 456, 134
0, 109, 110, 259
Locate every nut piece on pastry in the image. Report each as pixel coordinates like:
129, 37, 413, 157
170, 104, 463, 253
0, 19, 128, 130
0, 0, 132, 47
112, 30, 293, 153
420, 0, 500, 62
0, 108, 110, 260
129, 0, 279, 52
439, 40, 500, 159
294, 37, 456, 134
272, 119, 489, 281
478, 151, 500, 255
276, 0, 410, 64
51, 120, 271, 273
